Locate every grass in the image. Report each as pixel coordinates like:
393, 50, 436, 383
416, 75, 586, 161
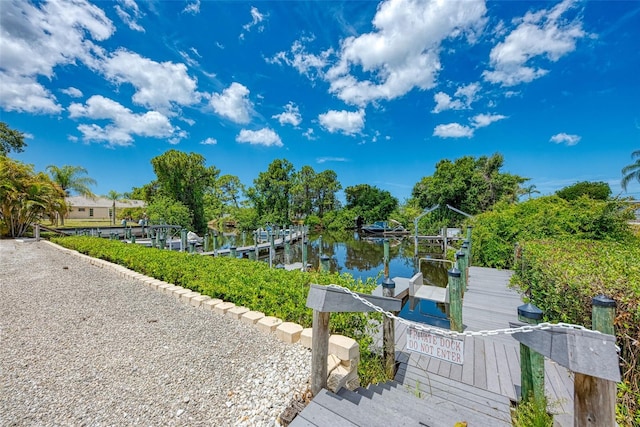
45, 219, 121, 228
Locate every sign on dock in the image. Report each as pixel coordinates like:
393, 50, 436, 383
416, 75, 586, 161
406, 327, 464, 365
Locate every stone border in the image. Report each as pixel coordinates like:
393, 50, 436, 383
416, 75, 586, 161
42, 240, 360, 391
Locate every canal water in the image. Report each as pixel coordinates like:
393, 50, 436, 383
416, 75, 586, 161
253, 231, 452, 328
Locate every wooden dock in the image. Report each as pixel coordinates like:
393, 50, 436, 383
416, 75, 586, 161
200, 231, 303, 257
292, 266, 576, 426
392, 266, 574, 426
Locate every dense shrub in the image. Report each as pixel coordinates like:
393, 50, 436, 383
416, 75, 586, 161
51, 236, 387, 385
470, 196, 634, 269
512, 239, 640, 425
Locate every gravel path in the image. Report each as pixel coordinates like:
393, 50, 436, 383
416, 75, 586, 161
0, 239, 311, 426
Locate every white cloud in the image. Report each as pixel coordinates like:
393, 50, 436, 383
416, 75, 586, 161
61, 87, 83, 98
433, 82, 481, 113
272, 102, 302, 127
433, 123, 474, 138
0, 0, 114, 113
0, 74, 62, 114
318, 109, 365, 136
433, 92, 463, 113
550, 132, 581, 146
210, 82, 253, 124
68, 95, 177, 146
303, 128, 317, 140
114, 0, 145, 32
324, 0, 487, 106
434, 112, 507, 138
200, 137, 217, 145
100, 49, 200, 113
483, 0, 586, 86
182, 0, 200, 15
267, 38, 334, 81
240, 6, 265, 39
471, 113, 507, 128
236, 128, 283, 147
317, 157, 348, 164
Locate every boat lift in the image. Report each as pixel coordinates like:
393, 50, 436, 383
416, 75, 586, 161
413, 204, 472, 256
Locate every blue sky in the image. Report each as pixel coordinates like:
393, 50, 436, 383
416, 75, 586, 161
2, 0, 639, 202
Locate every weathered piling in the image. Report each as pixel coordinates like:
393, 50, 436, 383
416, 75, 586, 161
518, 303, 545, 404
381, 277, 396, 378
574, 295, 617, 427
448, 266, 463, 332
320, 255, 330, 272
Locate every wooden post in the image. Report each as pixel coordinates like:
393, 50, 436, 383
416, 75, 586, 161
320, 255, 330, 272
269, 233, 275, 268
180, 229, 187, 252
253, 232, 258, 259
442, 227, 448, 253
285, 240, 291, 264
456, 250, 467, 293
311, 310, 330, 396
448, 267, 463, 332
383, 238, 390, 279
382, 277, 396, 378
518, 303, 545, 404
574, 295, 617, 426
35, 224, 40, 241
302, 239, 308, 271
466, 226, 473, 265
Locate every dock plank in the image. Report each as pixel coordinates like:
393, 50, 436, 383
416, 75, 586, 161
392, 266, 573, 426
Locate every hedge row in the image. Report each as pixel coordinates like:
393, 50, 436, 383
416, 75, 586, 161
51, 236, 388, 385
511, 239, 640, 425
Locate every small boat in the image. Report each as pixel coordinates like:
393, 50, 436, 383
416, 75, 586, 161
360, 220, 409, 235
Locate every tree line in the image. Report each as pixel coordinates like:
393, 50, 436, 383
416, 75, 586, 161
1, 121, 639, 237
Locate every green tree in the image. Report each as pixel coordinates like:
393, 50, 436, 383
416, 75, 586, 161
150, 150, 219, 233
344, 184, 398, 224
126, 182, 158, 202
411, 153, 526, 226
46, 165, 96, 197
46, 164, 96, 225
0, 157, 66, 237
621, 150, 640, 192
145, 195, 192, 229
247, 159, 294, 224
314, 169, 341, 217
217, 174, 244, 209
290, 165, 316, 219
0, 122, 27, 156
520, 184, 540, 200
556, 181, 611, 201
105, 190, 122, 225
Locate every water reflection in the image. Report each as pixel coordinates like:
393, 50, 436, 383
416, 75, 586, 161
218, 230, 452, 327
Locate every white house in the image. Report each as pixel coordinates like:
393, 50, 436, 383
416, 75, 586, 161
65, 196, 146, 220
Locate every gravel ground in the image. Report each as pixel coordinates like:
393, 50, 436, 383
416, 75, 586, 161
0, 239, 311, 426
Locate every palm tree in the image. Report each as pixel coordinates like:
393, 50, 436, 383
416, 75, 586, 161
106, 190, 122, 226
522, 184, 540, 200
621, 150, 640, 191
46, 165, 96, 225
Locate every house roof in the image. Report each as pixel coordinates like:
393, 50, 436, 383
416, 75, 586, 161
66, 196, 146, 209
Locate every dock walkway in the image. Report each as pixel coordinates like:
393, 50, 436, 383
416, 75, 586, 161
393, 266, 574, 426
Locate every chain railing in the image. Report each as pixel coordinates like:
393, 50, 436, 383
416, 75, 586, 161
327, 284, 603, 339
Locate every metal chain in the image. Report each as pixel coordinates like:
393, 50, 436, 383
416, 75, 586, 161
327, 284, 600, 339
